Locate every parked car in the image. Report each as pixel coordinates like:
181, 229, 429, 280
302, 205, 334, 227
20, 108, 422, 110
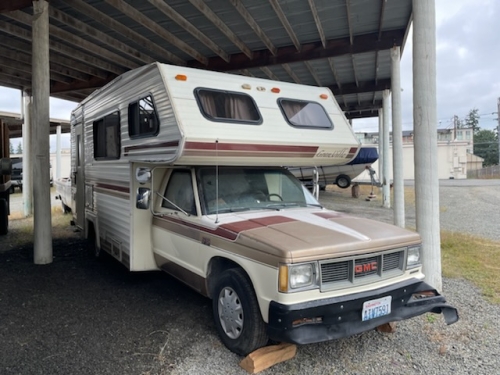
9, 157, 53, 193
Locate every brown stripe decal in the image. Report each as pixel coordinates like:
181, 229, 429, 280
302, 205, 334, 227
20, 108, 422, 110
153, 215, 297, 242
124, 141, 180, 155
184, 142, 318, 154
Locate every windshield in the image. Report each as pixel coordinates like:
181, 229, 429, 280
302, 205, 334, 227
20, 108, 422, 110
198, 167, 320, 214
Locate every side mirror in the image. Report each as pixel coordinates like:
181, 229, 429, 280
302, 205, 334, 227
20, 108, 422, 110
136, 187, 150, 210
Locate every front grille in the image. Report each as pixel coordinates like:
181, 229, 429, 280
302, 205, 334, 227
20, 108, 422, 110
319, 249, 405, 291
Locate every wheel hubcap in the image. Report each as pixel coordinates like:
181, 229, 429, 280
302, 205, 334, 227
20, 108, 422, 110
218, 286, 243, 339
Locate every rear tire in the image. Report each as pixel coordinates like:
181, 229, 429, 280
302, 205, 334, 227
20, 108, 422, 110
212, 268, 268, 356
0, 198, 8, 235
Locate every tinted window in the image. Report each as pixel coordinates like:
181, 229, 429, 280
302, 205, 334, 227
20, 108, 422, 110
279, 99, 332, 129
93, 112, 120, 160
195, 88, 261, 124
128, 95, 159, 138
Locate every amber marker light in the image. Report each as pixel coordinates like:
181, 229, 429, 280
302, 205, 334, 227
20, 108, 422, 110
271, 87, 281, 93
319, 93, 328, 99
175, 74, 187, 81
278, 264, 289, 292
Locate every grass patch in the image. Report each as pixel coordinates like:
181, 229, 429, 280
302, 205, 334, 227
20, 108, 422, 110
441, 231, 500, 304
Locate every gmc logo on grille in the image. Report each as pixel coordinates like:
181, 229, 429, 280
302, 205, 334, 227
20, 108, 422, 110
355, 261, 378, 275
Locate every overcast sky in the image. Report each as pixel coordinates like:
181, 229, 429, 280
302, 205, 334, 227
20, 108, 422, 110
1, 0, 499, 151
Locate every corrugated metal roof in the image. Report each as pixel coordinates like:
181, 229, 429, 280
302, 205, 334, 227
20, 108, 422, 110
0, 0, 412, 121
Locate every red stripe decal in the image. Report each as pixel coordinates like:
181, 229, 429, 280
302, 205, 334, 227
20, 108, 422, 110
184, 141, 318, 153
95, 183, 130, 194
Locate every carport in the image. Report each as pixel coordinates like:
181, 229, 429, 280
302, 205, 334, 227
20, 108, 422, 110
0, 0, 441, 288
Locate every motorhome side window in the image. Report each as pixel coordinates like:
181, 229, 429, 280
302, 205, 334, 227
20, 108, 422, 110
161, 170, 196, 215
278, 99, 333, 129
93, 112, 121, 160
128, 95, 159, 138
195, 88, 262, 124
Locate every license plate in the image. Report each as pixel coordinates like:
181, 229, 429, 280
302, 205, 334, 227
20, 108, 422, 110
362, 296, 392, 321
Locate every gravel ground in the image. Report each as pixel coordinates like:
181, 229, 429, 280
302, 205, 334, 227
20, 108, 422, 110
1, 180, 499, 374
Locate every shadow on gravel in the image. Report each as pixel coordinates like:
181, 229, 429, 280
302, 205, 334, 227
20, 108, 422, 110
0, 239, 215, 375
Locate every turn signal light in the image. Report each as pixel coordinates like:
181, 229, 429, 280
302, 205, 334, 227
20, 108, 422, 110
175, 74, 187, 81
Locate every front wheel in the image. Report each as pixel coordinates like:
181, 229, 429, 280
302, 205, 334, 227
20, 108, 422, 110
212, 268, 268, 356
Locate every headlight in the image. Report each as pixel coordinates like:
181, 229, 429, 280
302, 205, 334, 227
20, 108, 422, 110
407, 245, 421, 269
279, 263, 318, 292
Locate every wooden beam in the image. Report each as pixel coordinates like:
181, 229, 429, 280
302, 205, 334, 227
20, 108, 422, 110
304, 61, 322, 86
378, 0, 387, 41
188, 0, 253, 59
269, 0, 301, 51
240, 343, 297, 374
328, 57, 342, 89
0, 0, 32, 13
308, 0, 326, 48
0, 15, 128, 76
281, 63, 301, 84
51, 75, 115, 94
259, 67, 280, 81
48, 7, 155, 65
147, 0, 229, 62
7, 10, 140, 70
0, 72, 31, 90
103, 0, 208, 65
351, 55, 359, 87
60, 0, 184, 65
341, 100, 383, 114
330, 78, 391, 96
0, 56, 73, 84
345, 0, 354, 45
187, 29, 405, 71
229, 0, 278, 56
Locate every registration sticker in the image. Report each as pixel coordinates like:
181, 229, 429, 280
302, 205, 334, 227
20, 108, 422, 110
362, 296, 392, 321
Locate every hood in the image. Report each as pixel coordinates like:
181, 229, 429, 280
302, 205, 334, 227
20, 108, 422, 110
223, 209, 420, 263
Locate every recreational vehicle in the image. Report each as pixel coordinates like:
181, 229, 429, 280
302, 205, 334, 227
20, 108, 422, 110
58, 62, 458, 356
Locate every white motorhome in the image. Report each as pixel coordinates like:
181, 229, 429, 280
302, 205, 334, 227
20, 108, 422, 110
59, 62, 457, 356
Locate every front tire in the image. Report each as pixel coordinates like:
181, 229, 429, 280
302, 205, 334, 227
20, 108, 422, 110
212, 268, 268, 356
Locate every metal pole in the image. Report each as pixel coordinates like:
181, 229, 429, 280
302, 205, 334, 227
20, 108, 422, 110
22, 90, 33, 217
391, 46, 405, 227
382, 89, 391, 208
378, 108, 384, 185
56, 125, 61, 180
32, 0, 53, 264
413, 0, 441, 291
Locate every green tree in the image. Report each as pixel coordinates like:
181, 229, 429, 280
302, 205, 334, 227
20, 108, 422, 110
473, 129, 498, 166
464, 108, 480, 133
9, 141, 14, 154
15, 143, 23, 155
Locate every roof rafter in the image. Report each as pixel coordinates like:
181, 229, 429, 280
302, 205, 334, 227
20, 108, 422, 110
102, 0, 208, 65
147, 0, 230, 62
0, 0, 32, 13
259, 67, 280, 81
188, 0, 253, 59
308, 0, 326, 48
281, 64, 302, 84
229, 0, 278, 56
0, 19, 124, 76
269, 0, 301, 51
60, 0, 184, 65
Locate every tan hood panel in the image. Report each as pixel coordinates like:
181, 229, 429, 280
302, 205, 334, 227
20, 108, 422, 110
237, 211, 421, 263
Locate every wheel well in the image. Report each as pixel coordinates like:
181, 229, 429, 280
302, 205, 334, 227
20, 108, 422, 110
206, 257, 244, 299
